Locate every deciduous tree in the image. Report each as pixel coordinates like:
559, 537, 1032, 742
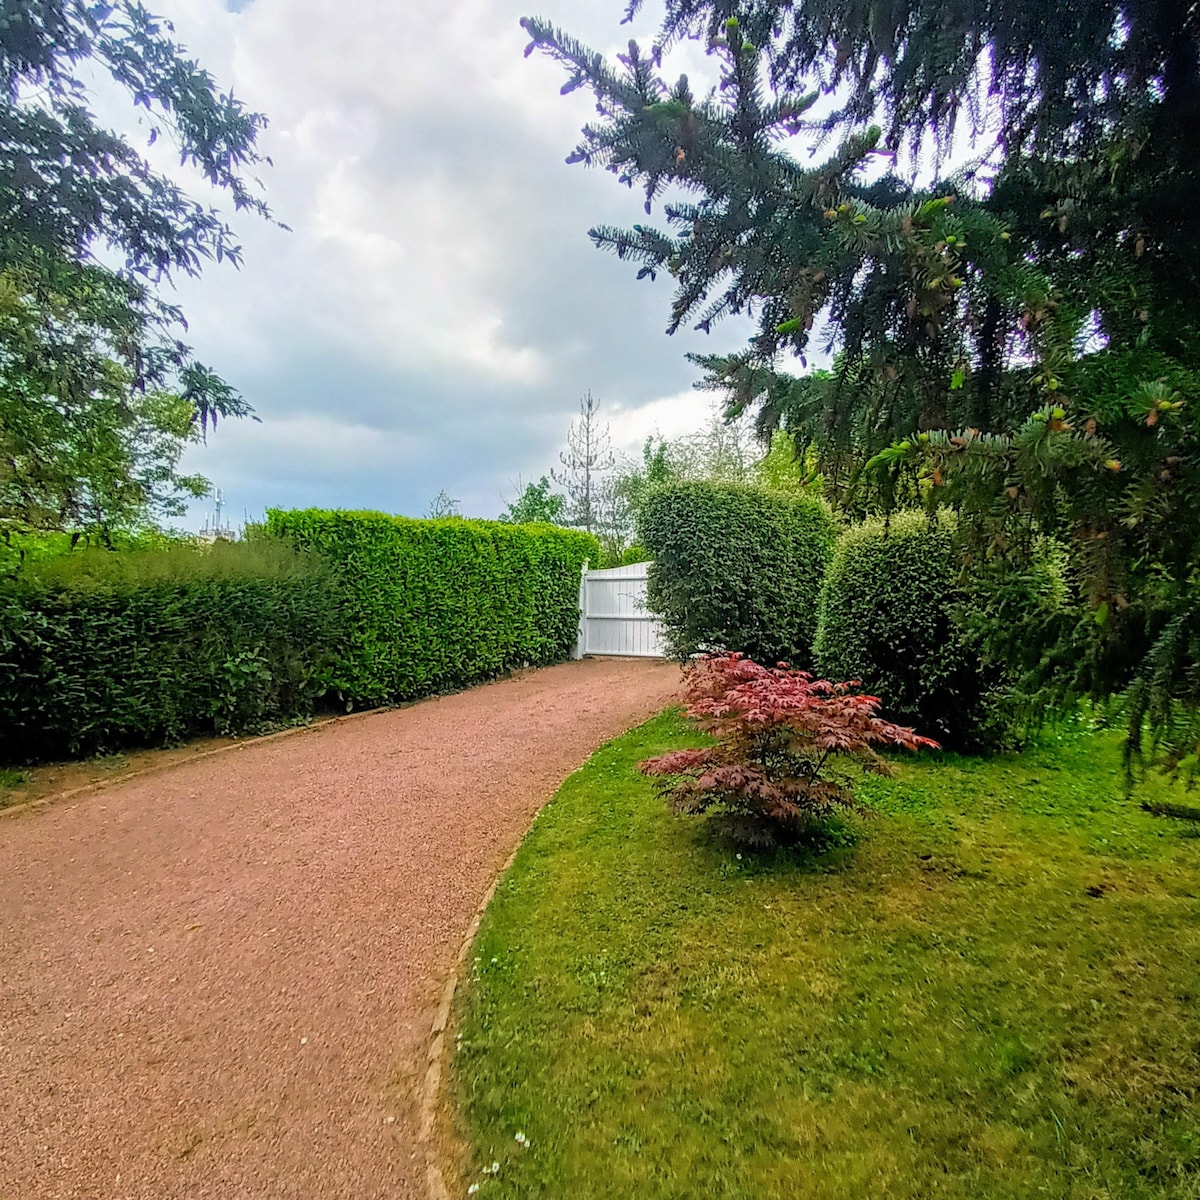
0, 0, 273, 537
424, 489, 461, 519
498, 476, 567, 524
641, 652, 937, 847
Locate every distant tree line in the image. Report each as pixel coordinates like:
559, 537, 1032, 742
498, 390, 818, 565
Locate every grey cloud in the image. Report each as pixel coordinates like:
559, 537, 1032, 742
155, 0, 753, 526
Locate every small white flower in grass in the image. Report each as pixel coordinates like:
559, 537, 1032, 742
467, 1185, 480, 1196
514, 1131, 527, 1146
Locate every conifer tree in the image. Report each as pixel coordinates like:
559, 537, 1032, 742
522, 2, 1200, 771
553, 391, 615, 536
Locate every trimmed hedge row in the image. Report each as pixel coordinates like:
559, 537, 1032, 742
0, 513, 600, 763
639, 482, 838, 667
266, 510, 600, 704
814, 511, 1006, 751
0, 540, 340, 760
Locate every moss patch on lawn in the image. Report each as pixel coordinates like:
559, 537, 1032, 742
451, 712, 1200, 1200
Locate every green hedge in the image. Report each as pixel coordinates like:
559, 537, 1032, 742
265, 510, 600, 704
0, 540, 340, 761
639, 483, 838, 666
0, 512, 601, 764
813, 512, 1005, 750
0, 527, 189, 569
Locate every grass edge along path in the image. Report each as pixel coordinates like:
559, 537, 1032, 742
448, 711, 1200, 1200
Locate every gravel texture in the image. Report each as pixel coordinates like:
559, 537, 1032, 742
0, 657, 679, 1200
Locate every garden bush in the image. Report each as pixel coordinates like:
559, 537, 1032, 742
814, 511, 1009, 751
639, 482, 838, 666
0, 538, 340, 761
265, 510, 600, 704
641, 652, 938, 848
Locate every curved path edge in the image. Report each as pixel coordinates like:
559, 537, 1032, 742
418, 837, 521, 1200
0, 656, 679, 1200
0, 713, 375, 822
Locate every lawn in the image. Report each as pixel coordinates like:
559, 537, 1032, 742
450, 711, 1200, 1199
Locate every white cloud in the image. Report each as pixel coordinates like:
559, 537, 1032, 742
134, 0, 753, 524
608, 389, 720, 457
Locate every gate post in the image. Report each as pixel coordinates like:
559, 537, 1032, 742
572, 559, 589, 659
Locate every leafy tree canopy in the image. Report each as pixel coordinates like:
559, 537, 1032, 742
615, 418, 817, 537
498, 476, 568, 525
0, 1, 273, 538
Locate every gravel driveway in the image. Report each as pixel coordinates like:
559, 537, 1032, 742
0, 657, 679, 1200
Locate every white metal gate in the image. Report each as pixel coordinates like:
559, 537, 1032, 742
573, 562, 666, 658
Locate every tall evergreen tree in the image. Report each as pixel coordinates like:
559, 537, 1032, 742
523, 2, 1200, 770
553, 391, 615, 536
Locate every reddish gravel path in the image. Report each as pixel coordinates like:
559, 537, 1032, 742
0, 658, 679, 1200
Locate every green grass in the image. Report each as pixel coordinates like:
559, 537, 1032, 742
0, 776, 24, 809
451, 712, 1200, 1199
0, 767, 27, 805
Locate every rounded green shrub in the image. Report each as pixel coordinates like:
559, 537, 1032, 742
639, 482, 838, 666
814, 511, 1006, 750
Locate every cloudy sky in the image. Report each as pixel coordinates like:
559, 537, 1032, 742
130, 0, 755, 526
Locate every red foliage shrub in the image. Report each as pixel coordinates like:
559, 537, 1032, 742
641, 653, 939, 848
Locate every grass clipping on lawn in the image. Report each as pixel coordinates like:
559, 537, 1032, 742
450, 712, 1200, 1200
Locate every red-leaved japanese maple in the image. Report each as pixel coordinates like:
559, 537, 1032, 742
641, 653, 939, 848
